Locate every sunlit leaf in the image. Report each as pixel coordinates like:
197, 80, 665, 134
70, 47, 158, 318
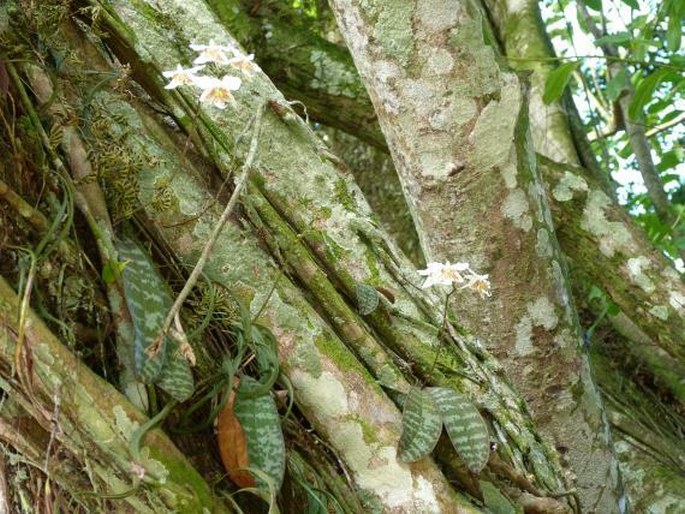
607, 302, 620, 316
657, 149, 683, 172
619, 0, 638, 9
356, 283, 379, 315
234, 376, 286, 492
606, 68, 630, 101
398, 387, 442, 462
664, 0, 685, 51
543, 62, 580, 104
102, 259, 128, 284
594, 32, 631, 46
581, 0, 602, 12
628, 69, 669, 121
426, 387, 490, 473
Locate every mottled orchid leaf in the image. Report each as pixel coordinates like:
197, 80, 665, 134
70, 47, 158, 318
398, 387, 442, 462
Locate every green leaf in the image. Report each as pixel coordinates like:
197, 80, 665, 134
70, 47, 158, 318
155, 343, 194, 401
117, 238, 170, 383
607, 302, 620, 317
398, 387, 442, 462
234, 376, 286, 492
594, 32, 632, 46
582, 0, 602, 11
102, 259, 128, 284
356, 283, 380, 315
480, 481, 520, 514
543, 62, 580, 104
426, 387, 490, 473
628, 69, 669, 121
606, 68, 630, 101
657, 149, 683, 172
666, 0, 685, 52
619, 0, 638, 9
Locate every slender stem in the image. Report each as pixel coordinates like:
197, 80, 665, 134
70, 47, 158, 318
425, 286, 455, 380
156, 104, 265, 347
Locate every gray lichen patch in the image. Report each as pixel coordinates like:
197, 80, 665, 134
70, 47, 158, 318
625, 256, 656, 294
502, 188, 532, 231
535, 228, 552, 257
334, 423, 441, 512
468, 73, 521, 171
415, 0, 459, 34
669, 291, 685, 313
528, 297, 559, 330
113, 405, 140, 440
372, 3, 415, 66
417, 133, 459, 180
648, 305, 669, 321
581, 190, 634, 257
291, 370, 350, 420
515, 317, 534, 356
552, 171, 588, 202
373, 59, 403, 115
426, 48, 454, 76
500, 161, 518, 189
514, 296, 559, 356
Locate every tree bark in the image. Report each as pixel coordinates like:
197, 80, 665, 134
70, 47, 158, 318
327, 1, 622, 511
2, 0, 682, 512
0, 0, 587, 511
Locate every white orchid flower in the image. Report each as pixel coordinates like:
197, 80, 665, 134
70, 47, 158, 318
190, 41, 236, 66
162, 64, 205, 89
417, 261, 471, 288
196, 75, 242, 109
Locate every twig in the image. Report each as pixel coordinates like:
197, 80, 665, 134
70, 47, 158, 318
155, 104, 265, 348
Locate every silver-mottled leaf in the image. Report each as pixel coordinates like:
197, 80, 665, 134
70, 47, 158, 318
117, 238, 170, 382
356, 283, 379, 316
398, 387, 442, 463
426, 387, 490, 473
155, 344, 194, 402
234, 376, 286, 492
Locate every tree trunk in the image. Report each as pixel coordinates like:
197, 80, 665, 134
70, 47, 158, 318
1, 0, 682, 512
327, 1, 622, 511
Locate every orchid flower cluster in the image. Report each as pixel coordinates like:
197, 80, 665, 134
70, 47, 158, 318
417, 261, 491, 298
161, 41, 257, 109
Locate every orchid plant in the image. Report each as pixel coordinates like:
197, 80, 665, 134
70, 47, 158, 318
417, 261, 491, 298
162, 40, 256, 109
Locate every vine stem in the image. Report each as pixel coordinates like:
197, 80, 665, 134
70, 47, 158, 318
425, 285, 456, 381
155, 103, 265, 349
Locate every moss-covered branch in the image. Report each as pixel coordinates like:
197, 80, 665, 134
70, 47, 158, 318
0, 276, 231, 513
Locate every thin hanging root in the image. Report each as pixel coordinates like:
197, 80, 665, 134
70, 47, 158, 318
154, 103, 265, 351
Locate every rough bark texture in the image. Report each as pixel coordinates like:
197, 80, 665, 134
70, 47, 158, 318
99, 0, 574, 506
328, 0, 622, 511
205, 0, 388, 151
541, 156, 685, 405
2, 0, 682, 511
477, 1, 685, 507
0, 0, 589, 511
482, 0, 580, 168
